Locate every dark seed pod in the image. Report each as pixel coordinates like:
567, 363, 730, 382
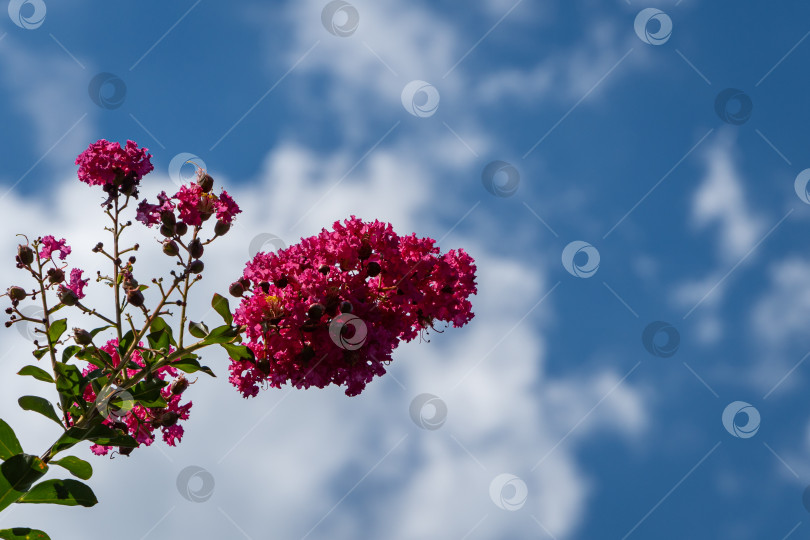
163, 241, 179, 257
171, 377, 189, 395
188, 238, 204, 259
46, 268, 65, 284
17, 245, 34, 266
157, 411, 179, 427
307, 303, 325, 320
58, 288, 79, 306
214, 220, 231, 236
325, 295, 340, 316
340, 300, 353, 313
189, 260, 204, 274
198, 172, 214, 192
259, 281, 271, 294
229, 281, 245, 297
8, 286, 27, 301
318, 264, 330, 275
118, 446, 134, 457
126, 289, 145, 307
73, 328, 93, 346
274, 276, 288, 289
175, 222, 189, 236
160, 210, 176, 228
358, 242, 372, 260
159, 223, 175, 237
366, 261, 381, 277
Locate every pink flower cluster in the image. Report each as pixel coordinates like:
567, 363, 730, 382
80, 339, 192, 456
39, 235, 71, 261
75, 139, 153, 187
60, 268, 88, 300
136, 177, 240, 228
229, 217, 477, 397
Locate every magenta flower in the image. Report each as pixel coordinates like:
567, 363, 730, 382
173, 183, 205, 226
80, 339, 192, 456
135, 191, 175, 227
75, 139, 154, 187
39, 235, 71, 261
228, 216, 477, 397
61, 268, 88, 300
215, 190, 241, 224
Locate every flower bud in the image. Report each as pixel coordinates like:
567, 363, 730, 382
8, 286, 27, 301
259, 281, 270, 294
189, 260, 204, 274
170, 377, 189, 395
340, 300, 353, 313
73, 328, 92, 346
46, 268, 65, 284
229, 281, 245, 297
274, 276, 288, 289
159, 223, 175, 237
238, 277, 251, 289
188, 238, 204, 259
307, 303, 325, 320
318, 264, 330, 275
160, 210, 176, 228
163, 241, 179, 257
126, 289, 145, 307
358, 242, 372, 260
175, 221, 188, 236
118, 446, 134, 457
17, 245, 34, 266
58, 288, 78, 306
157, 411, 179, 427
214, 220, 231, 236
198, 172, 214, 192
366, 261, 381, 277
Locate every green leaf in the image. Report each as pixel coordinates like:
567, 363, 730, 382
47, 319, 67, 344
0, 527, 51, 540
18, 397, 62, 428
0, 454, 48, 512
61, 345, 81, 363
50, 456, 92, 480
17, 479, 97, 507
211, 293, 233, 325
171, 357, 216, 377
0, 420, 22, 461
129, 380, 168, 408
89, 325, 112, 338
51, 425, 138, 455
146, 329, 171, 352
188, 321, 209, 339
150, 317, 177, 347
221, 343, 254, 362
17, 366, 53, 384
118, 330, 135, 358
203, 324, 240, 344
53, 364, 82, 399
31, 349, 48, 360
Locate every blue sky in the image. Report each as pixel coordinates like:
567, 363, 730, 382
1, 1, 810, 539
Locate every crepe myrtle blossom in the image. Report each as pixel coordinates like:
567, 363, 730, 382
38, 235, 71, 261
78, 339, 192, 456
228, 216, 477, 397
75, 139, 154, 188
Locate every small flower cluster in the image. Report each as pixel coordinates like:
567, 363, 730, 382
135, 169, 241, 236
80, 339, 192, 456
228, 217, 477, 397
75, 139, 154, 194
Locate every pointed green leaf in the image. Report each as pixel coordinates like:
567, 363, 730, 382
171, 357, 216, 377
129, 380, 168, 407
53, 364, 82, 398
147, 328, 171, 351
188, 321, 209, 339
203, 324, 240, 344
17, 479, 97, 507
61, 345, 81, 363
47, 319, 67, 344
89, 325, 113, 338
50, 456, 92, 480
221, 343, 254, 362
18, 397, 62, 428
0, 527, 51, 540
0, 454, 48, 512
17, 366, 53, 384
150, 317, 177, 346
212, 293, 233, 325
31, 349, 48, 360
0, 420, 22, 461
